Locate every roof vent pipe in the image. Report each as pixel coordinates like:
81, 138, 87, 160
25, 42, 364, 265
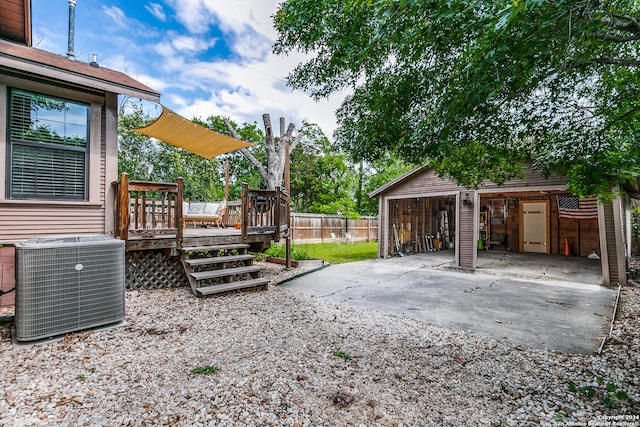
90, 53, 99, 68
67, 0, 76, 59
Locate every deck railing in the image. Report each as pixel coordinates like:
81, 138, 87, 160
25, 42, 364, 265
114, 174, 289, 247
241, 183, 289, 243
113, 173, 184, 245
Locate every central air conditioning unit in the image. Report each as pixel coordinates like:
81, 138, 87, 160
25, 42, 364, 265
15, 234, 125, 341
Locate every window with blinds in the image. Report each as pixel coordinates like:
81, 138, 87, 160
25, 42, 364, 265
8, 89, 89, 200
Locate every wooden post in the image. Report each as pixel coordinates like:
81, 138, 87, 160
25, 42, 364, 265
133, 191, 140, 229
117, 173, 129, 244
285, 138, 290, 197
176, 177, 184, 248
636, 210, 640, 250
275, 186, 281, 241
224, 160, 229, 224
428, 199, 432, 238
286, 194, 291, 268
577, 221, 581, 257
241, 183, 249, 243
284, 133, 292, 268
225, 160, 229, 201
557, 199, 561, 255
141, 192, 147, 229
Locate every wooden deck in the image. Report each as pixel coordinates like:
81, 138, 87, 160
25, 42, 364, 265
114, 174, 289, 252
109, 174, 296, 293
126, 227, 277, 251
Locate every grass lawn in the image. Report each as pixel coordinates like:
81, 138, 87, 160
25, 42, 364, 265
292, 241, 378, 264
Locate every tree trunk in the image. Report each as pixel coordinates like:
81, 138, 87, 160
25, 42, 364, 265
225, 113, 299, 190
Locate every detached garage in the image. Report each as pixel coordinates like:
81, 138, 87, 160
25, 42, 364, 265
370, 166, 631, 286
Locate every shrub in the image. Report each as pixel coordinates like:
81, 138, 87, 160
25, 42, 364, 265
265, 244, 311, 261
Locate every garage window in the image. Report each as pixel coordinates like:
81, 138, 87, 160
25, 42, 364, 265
7, 88, 89, 200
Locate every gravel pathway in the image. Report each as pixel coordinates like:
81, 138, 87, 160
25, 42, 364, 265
0, 263, 638, 426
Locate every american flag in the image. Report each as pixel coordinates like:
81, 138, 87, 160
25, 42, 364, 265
557, 196, 598, 220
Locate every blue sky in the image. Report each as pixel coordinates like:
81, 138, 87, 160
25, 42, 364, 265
31, 0, 343, 135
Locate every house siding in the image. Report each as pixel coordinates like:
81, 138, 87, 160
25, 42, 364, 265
0, 6, 161, 306
0, 245, 15, 306
99, 103, 108, 234
624, 195, 632, 260
0, 69, 113, 243
381, 167, 569, 198
605, 196, 627, 286
478, 168, 568, 190
381, 168, 464, 197
378, 196, 385, 257
459, 200, 476, 269
0, 207, 105, 240
104, 93, 119, 234
0, 0, 29, 45
602, 201, 619, 285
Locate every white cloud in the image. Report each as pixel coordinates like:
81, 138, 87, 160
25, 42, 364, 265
152, 41, 176, 58
231, 31, 272, 61
167, 0, 279, 59
136, 73, 171, 93
171, 51, 344, 135
199, 0, 279, 39
170, 33, 217, 54
145, 3, 167, 21
98, 54, 170, 93
102, 6, 127, 28
168, 0, 215, 35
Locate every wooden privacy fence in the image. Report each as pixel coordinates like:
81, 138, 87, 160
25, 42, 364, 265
289, 213, 378, 243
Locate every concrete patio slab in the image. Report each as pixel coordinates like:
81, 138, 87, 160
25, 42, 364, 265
282, 252, 616, 354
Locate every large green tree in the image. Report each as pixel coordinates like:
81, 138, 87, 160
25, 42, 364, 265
118, 108, 368, 211
358, 154, 416, 215
118, 103, 158, 181
195, 115, 266, 199
290, 122, 359, 215
274, 0, 640, 197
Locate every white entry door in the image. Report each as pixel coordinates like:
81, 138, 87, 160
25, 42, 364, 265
521, 201, 550, 254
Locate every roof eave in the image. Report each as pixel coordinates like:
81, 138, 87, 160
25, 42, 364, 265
368, 166, 429, 198
0, 44, 160, 102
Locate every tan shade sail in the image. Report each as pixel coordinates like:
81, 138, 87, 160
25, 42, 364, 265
133, 105, 254, 159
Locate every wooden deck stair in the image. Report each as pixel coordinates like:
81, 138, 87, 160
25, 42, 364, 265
180, 243, 268, 296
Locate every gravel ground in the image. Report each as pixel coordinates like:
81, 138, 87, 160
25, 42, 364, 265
0, 262, 638, 426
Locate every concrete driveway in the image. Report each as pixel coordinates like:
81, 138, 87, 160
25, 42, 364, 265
282, 252, 616, 354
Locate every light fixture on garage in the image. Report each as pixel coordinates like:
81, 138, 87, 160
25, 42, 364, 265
463, 193, 472, 207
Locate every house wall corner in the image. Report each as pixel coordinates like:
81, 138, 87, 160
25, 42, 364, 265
0, 245, 15, 306
104, 92, 119, 235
